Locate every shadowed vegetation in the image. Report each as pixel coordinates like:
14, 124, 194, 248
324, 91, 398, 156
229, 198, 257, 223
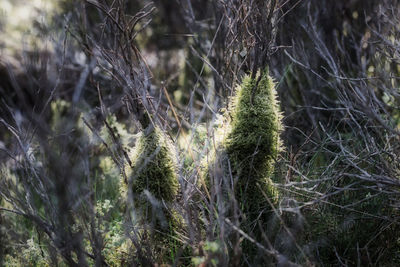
0, 0, 400, 266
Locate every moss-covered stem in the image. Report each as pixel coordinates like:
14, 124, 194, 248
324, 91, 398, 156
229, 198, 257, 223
124, 124, 181, 262
204, 67, 283, 228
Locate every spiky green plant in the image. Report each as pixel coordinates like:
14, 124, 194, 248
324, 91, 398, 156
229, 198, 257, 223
225, 68, 283, 215
128, 126, 179, 204
201, 68, 283, 263
204, 67, 283, 223
124, 124, 182, 261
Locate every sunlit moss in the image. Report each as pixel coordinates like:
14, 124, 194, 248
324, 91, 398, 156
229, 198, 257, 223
127, 126, 179, 205
123, 125, 182, 261
226, 68, 282, 209
204, 68, 283, 218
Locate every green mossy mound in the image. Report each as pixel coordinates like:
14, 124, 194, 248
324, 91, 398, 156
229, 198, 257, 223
125, 125, 183, 262
201, 68, 283, 263
225, 68, 282, 216
203, 68, 283, 222
129, 126, 179, 205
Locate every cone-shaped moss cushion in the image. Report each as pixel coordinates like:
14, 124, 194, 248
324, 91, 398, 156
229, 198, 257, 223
129, 126, 179, 205
124, 125, 181, 261
204, 68, 283, 221
226, 68, 282, 215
